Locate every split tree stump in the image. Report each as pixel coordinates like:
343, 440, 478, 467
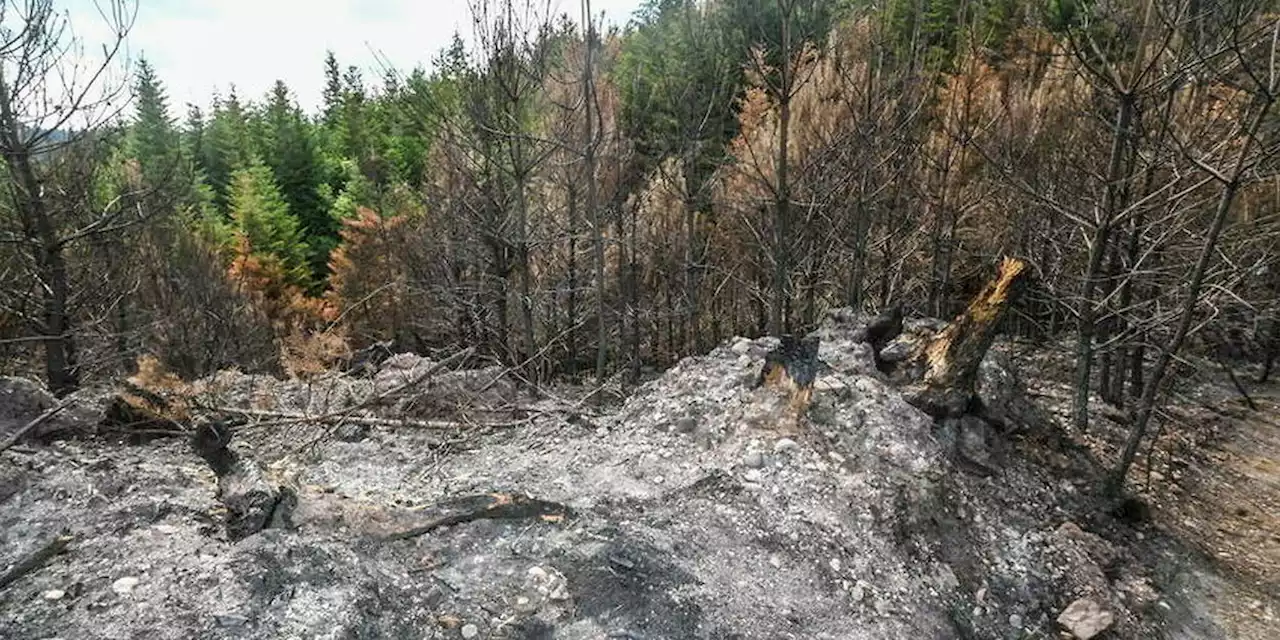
906, 257, 1029, 419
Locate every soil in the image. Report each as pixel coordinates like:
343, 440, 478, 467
1, 315, 1277, 639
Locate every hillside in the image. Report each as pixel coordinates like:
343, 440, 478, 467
2, 310, 1277, 639
1, 1, 1279, 638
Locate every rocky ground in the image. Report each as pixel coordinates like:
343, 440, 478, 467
1, 311, 1277, 639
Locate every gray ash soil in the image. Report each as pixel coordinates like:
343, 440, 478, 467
1, 315, 1272, 639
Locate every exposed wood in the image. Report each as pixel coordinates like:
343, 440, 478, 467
382, 492, 571, 541
907, 257, 1030, 418
755, 335, 821, 415
0, 531, 73, 591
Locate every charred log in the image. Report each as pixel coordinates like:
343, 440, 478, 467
382, 492, 571, 541
190, 417, 291, 541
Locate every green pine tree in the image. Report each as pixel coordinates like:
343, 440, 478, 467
229, 162, 313, 289
199, 88, 258, 213
259, 80, 338, 278
131, 57, 184, 189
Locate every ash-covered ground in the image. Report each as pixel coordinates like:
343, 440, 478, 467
0, 311, 1271, 639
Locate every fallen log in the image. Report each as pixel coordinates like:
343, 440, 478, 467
217, 346, 476, 433
0, 398, 72, 454
382, 492, 571, 541
207, 408, 523, 431
905, 257, 1030, 419
0, 531, 73, 591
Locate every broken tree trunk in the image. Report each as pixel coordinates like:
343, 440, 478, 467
190, 418, 292, 541
906, 257, 1030, 419
755, 335, 821, 417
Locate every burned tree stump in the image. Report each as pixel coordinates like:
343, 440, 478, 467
755, 335, 821, 416
906, 257, 1029, 419
867, 304, 905, 372
190, 417, 292, 541
344, 340, 395, 378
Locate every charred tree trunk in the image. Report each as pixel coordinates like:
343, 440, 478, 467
1074, 93, 1136, 433
0, 77, 79, 396
566, 182, 579, 375
1107, 93, 1276, 497
906, 257, 1030, 419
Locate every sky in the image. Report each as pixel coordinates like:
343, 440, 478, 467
63, 0, 644, 116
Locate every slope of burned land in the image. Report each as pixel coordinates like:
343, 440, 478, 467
0, 311, 1276, 639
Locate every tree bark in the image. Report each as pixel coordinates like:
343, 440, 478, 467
907, 257, 1030, 419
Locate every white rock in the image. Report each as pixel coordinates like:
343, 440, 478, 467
111, 576, 139, 595
41, 589, 65, 600
814, 376, 846, 392
461, 623, 480, 639
774, 438, 800, 453
743, 469, 764, 483
731, 339, 752, 355
1056, 598, 1115, 640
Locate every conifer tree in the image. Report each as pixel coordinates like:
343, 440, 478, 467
322, 50, 344, 131
229, 162, 313, 289
259, 80, 337, 278
131, 57, 185, 191
200, 88, 258, 213
183, 104, 206, 172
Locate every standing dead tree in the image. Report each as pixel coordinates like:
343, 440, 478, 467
1106, 10, 1280, 496
0, 0, 139, 395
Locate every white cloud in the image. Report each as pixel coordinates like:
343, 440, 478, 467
65, 0, 643, 116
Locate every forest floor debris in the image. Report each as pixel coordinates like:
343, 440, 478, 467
0, 313, 1277, 639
